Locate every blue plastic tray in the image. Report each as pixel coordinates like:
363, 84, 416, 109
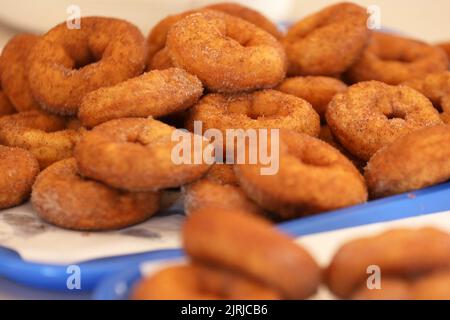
91, 182, 450, 300
2, 182, 450, 293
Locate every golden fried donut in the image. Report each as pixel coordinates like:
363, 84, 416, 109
283, 3, 370, 76
347, 32, 449, 85
0, 146, 39, 209
31, 158, 160, 231
78, 68, 203, 128
183, 208, 321, 299
326, 228, 450, 299
166, 11, 286, 92
0, 111, 80, 169
183, 172, 265, 216
326, 81, 443, 161
0, 34, 40, 111
28, 17, 146, 115
75, 118, 212, 191
235, 130, 367, 218
276, 76, 348, 118
403, 71, 450, 123
186, 90, 320, 138
204, 2, 282, 39
132, 264, 280, 300
365, 125, 450, 198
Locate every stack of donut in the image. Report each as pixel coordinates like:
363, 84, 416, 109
0, 1, 449, 298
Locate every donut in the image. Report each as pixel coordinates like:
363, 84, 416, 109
283, 3, 370, 76
148, 48, 174, 70
204, 2, 282, 39
235, 130, 367, 219
27, 17, 146, 115
0, 110, 81, 169
183, 207, 321, 299
364, 125, 450, 198
132, 264, 281, 300
184, 180, 266, 216
0, 146, 39, 209
438, 42, 450, 60
0, 34, 40, 111
403, 71, 450, 124
78, 68, 203, 128
186, 90, 320, 139
276, 76, 348, 118
166, 11, 287, 92
31, 158, 160, 230
326, 81, 443, 161
347, 33, 449, 85
75, 117, 212, 191
326, 228, 450, 299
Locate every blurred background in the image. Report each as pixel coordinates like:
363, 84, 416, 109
0, 0, 449, 48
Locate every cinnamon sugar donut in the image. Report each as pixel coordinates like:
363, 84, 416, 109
183, 208, 321, 299
28, 17, 146, 115
0, 146, 39, 209
31, 158, 160, 231
235, 130, 367, 218
326, 81, 443, 161
186, 90, 320, 138
75, 118, 212, 191
0, 111, 81, 169
0, 34, 40, 111
166, 11, 286, 92
364, 125, 450, 198
132, 264, 280, 300
283, 2, 370, 76
347, 33, 449, 84
78, 68, 203, 128
276, 76, 348, 118
326, 228, 450, 299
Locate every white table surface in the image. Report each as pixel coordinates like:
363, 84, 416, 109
0, 0, 449, 300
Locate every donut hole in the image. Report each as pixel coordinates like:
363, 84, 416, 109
73, 50, 103, 70
385, 109, 407, 121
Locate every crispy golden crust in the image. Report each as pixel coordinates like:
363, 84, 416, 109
0, 111, 81, 169
183, 178, 265, 216
326, 228, 450, 299
235, 130, 367, 218
186, 90, 320, 138
183, 208, 321, 299
166, 11, 286, 92
0, 146, 39, 209
132, 264, 281, 300
75, 118, 212, 191
364, 125, 450, 198
78, 68, 203, 128
276, 76, 347, 117
0, 34, 40, 111
31, 158, 160, 231
326, 81, 443, 161
204, 2, 282, 39
347, 33, 449, 85
283, 3, 370, 76
28, 17, 146, 115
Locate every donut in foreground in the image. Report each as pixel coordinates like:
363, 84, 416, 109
31, 158, 161, 231
166, 11, 286, 92
365, 125, 450, 198
78, 68, 203, 128
235, 130, 368, 218
183, 208, 321, 299
28, 17, 146, 115
326, 81, 443, 161
326, 228, 450, 299
283, 2, 370, 76
75, 117, 212, 191
0, 146, 39, 209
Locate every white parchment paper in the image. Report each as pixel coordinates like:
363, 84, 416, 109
0, 197, 186, 264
